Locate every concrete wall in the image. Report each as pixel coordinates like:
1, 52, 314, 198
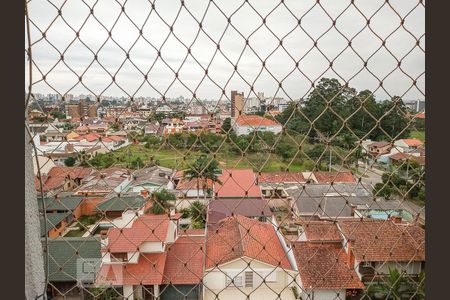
301, 289, 346, 300
140, 241, 164, 253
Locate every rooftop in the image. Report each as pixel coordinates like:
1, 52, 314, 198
257, 172, 307, 184
205, 215, 292, 270
293, 242, 364, 290
215, 169, 262, 198
338, 219, 425, 262
235, 115, 280, 126
95, 195, 147, 212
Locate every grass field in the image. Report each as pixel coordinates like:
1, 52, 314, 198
112, 144, 315, 172
409, 130, 425, 143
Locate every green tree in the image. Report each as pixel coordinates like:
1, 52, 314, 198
367, 268, 419, 300
64, 156, 76, 167
221, 117, 232, 133
149, 189, 176, 214
188, 201, 206, 228
184, 155, 222, 201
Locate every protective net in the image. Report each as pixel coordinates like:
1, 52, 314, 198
25, 0, 425, 299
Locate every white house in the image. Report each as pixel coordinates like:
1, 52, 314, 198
203, 215, 298, 300
231, 115, 282, 136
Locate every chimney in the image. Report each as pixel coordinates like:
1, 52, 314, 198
390, 216, 402, 224
350, 206, 356, 217
347, 239, 355, 269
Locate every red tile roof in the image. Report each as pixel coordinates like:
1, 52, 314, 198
83, 133, 101, 142
293, 242, 364, 290
206, 215, 292, 270
415, 113, 425, 119
98, 253, 167, 285
215, 169, 262, 198
313, 171, 356, 183
163, 236, 205, 284
399, 138, 423, 147
338, 219, 425, 262
35, 166, 93, 192
300, 221, 343, 242
176, 178, 213, 190
235, 115, 280, 126
257, 172, 307, 183
105, 215, 170, 253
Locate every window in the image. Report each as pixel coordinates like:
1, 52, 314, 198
245, 271, 253, 288
111, 252, 128, 262
225, 272, 243, 287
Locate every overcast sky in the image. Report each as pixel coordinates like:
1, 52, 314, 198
25, 0, 425, 102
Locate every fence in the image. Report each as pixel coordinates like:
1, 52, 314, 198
25, 0, 425, 299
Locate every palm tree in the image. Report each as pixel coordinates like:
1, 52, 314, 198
184, 155, 222, 202
367, 268, 419, 300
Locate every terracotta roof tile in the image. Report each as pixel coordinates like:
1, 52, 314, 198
313, 171, 356, 183
105, 215, 170, 253
338, 219, 425, 262
163, 236, 205, 284
257, 172, 307, 183
98, 253, 167, 285
301, 221, 343, 242
235, 115, 280, 126
206, 215, 292, 270
399, 138, 423, 147
215, 169, 261, 198
293, 242, 364, 290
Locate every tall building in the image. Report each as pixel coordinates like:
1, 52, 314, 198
231, 90, 244, 118
65, 99, 97, 119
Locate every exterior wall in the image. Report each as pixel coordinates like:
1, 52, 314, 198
373, 261, 422, 275
176, 198, 207, 210
139, 241, 164, 253
81, 198, 104, 215
165, 220, 178, 243
48, 219, 68, 238
127, 252, 139, 263
233, 124, 282, 136
204, 258, 296, 300
301, 289, 346, 300
123, 285, 134, 300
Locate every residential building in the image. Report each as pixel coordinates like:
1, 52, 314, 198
97, 213, 201, 300
125, 165, 175, 194
74, 168, 132, 197
366, 141, 391, 157
203, 215, 298, 300
43, 237, 102, 299
311, 171, 356, 184
34, 166, 94, 195
231, 115, 282, 136
65, 99, 98, 119
94, 195, 149, 219
293, 221, 365, 299
231, 90, 244, 117
207, 198, 273, 229
393, 139, 424, 153
286, 183, 373, 220
40, 212, 71, 238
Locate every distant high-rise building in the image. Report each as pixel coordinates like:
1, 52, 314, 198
65, 98, 97, 119
231, 90, 244, 118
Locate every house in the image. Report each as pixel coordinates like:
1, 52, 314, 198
159, 234, 206, 300
39, 195, 84, 220
214, 169, 262, 198
94, 195, 149, 219
291, 219, 424, 299
97, 214, 185, 300
311, 171, 356, 184
388, 152, 426, 167
231, 115, 282, 136
286, 183, 372, 220
338, 219, 425, 283
43, 123, 65, 142
203, 215, 298, 300
161, 118, 184, 135
366, 141, 391, 157
125, 165, 175, 194
73, 168, 132, 196
256, 172, 308, 200
40, 212, 72, 238
293, 222, 366, 300
144, 122, 161, 135
35, 166, 94, 195
43, 237, 102, 299
393, 139, 424, 153
207, 198, 273, 229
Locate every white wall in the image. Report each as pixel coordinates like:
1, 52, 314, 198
123, 285, 134, 300
233, 124, 283, 136
139, 241, 164, 253
301, 289, 346, 300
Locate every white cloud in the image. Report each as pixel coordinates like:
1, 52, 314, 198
25, 0, 425, 101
